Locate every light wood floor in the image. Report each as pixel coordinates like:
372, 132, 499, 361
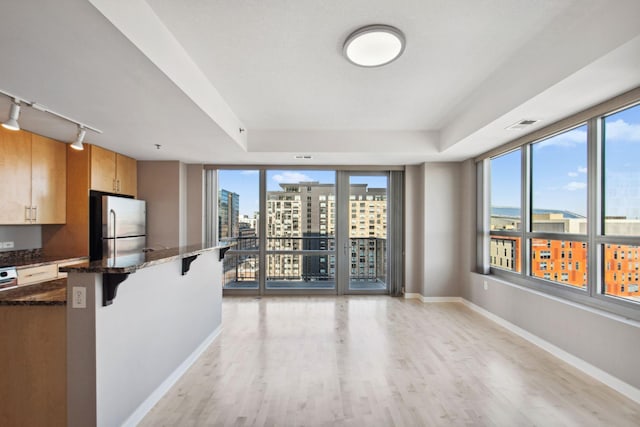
141, 296, 640, 426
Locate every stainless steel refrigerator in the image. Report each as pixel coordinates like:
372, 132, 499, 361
90, 193, 146, 264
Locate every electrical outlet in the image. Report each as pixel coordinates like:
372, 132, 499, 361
72, 286, 86, 308
3, 241, 14, 249
483, 280, 489, 291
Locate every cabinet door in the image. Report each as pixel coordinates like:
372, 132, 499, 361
0, 127, 32, 224
116, 153, 137, 197
31, 134, 66, 224
90, 145, 117, 193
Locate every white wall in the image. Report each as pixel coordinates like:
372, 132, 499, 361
0, 225, 41, 251
422, 162, 463, 297
186, 164, 204, 246
66, 250, 223, 427
137, 161, 181, 248
138, 161, 205, 248
404, 165, 424, 294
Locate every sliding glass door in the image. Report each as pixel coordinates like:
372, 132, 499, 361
265, 170, 336, 292
211, 168, 397, 296
336, 173, 389, 294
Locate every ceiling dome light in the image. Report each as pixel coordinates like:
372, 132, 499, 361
343, 25, 405, 67
2, 101, 21, 131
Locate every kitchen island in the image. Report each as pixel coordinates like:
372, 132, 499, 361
61, 244, 226, 427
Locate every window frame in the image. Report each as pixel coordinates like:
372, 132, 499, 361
478, 88, 640, 321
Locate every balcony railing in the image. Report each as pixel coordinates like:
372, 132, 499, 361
221, 236, 386, 289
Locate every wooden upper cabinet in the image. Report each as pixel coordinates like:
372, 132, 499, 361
0, 127, 32, 224
90, 145, 117, 193
116, 153, 137, 197
89, 145, 137, 197
31, 134, 66, 224
0, 128, 66, 224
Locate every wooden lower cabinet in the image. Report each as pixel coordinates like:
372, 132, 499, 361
0, 305, 66, 427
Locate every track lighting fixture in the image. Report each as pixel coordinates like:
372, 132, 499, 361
0, 88, 102, 147
71, 126, 86, 150
2, 99, 21, 131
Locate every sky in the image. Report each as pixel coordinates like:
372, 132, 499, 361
218, 170, 388, 217
491, 103, 640, 219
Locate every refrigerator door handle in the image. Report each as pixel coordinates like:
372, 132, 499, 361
109, 209, 117, 239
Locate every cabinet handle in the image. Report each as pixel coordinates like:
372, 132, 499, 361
26, 271, 48, 277
32, 206, 37, 223
25, 206, 31, 222
113, 179, 117, 192
117, 180, 121, 192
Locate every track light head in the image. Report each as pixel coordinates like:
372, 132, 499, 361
2, 101, 21, 131
71, 126, 86, 150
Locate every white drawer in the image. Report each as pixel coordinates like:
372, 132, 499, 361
17, 264, 58, 285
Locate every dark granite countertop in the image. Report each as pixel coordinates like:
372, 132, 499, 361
0, 278, 67, 306
60, 244, 225, 274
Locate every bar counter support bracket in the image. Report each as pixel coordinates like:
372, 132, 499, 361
219, 246, 230, 261
182, 255, 199, 275
103, 273, 130, 306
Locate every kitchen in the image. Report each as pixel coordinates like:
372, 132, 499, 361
0, 124, 225, 426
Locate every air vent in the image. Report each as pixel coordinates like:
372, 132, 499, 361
506, 119, 540, 130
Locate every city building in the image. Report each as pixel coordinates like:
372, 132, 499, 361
218, 189, 239, 242
492, 212, 640, 301
264, 181, 387, 283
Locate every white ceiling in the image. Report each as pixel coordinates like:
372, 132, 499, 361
1, 0, 640, 165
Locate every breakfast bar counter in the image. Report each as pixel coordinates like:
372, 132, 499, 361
64, 244, 226, 427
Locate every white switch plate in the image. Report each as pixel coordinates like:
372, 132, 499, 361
483, 280, 489, 290
1, 241, 14, 249
72, 286, 86, 308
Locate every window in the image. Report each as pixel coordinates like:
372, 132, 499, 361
218, 170, 260, 289
490, 149, 522, 272
482, 96, 640, 319
604, 103, 640, 236
531, 125, 588, 234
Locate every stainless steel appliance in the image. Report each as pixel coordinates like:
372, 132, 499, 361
0, 266, 18, 291
90, 193, 146, 265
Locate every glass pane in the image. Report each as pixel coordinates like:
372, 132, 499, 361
349, 175, 387, 290
490, 149, 521, 231
223, 253, 259, 289
349, 237, 387, 290
218, 170, 260, 290
604, 103, 640, 236
603, 244, 640, 303
531, 125, 588, 233
218, 170, 260, 246
266, 254, 335, 289
265, 170, 336, 289
530, 239, 587, 289
489, 236, 521, 272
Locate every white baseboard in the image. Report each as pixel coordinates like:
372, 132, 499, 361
122, 325, 223, 427
460, 299, 640, 405
421, 296, 463, 303
404, 293, 462, 303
